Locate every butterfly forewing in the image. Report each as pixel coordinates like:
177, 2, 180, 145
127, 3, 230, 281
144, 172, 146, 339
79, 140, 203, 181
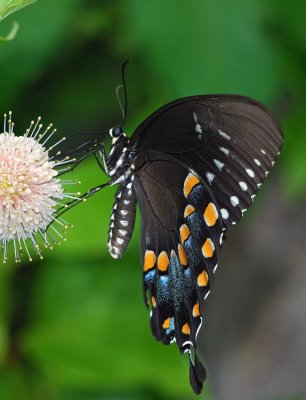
132, 95, 283, 228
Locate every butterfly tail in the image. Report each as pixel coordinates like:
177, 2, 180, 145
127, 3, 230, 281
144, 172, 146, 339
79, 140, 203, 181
189, 353, 206, 395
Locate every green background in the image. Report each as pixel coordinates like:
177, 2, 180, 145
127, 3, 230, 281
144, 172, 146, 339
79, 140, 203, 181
0, 1, 305, 399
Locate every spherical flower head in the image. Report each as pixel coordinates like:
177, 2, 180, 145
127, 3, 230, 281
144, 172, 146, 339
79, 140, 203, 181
0, 112, 78, 263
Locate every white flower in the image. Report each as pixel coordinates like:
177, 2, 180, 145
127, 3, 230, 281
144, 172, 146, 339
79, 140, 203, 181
0, 111, 80, 263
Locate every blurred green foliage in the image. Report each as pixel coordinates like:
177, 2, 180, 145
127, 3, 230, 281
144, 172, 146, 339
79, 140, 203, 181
0, 1, 305, 399
0, 21, 18, 42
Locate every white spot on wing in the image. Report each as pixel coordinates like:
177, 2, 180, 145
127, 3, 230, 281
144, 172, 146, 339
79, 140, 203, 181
221, 208, 229, 219
193, 112, 202, 134
213, 159, 224, 171
254, 158, 261, 166
220, 147, 229, 155
261, 149, 266, 155
195, 123, 202, 134
206, 172, 215, 185
195, 317, 203, 340
246, 168, 255, 178
230, 196, 239, 207
239, 181, 248, 191
204, 290, 210, 300
120, 220, 128, 227
218, 129, 231, 140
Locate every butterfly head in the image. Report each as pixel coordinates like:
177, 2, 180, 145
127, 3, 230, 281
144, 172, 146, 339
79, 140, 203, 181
109, 126, 123, 139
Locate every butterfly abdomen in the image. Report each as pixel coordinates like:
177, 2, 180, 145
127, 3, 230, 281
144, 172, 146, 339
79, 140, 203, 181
108, 181, 136, 259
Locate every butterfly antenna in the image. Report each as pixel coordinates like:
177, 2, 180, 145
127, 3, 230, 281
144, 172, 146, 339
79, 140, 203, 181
115, 60, 129, 128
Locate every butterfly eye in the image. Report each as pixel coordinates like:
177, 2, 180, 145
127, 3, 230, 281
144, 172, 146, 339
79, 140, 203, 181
110, 126, 122, 137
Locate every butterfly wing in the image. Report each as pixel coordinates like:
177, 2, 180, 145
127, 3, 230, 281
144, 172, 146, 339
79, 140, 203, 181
134, 154, 221, 393
131, 95, 283, 394
131, 95, 283, 227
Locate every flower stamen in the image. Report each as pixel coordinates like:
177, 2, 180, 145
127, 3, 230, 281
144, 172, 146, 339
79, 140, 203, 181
0, 112, 80, 263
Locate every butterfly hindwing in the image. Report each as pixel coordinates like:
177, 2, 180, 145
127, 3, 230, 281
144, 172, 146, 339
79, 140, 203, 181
134, 154, 224, 393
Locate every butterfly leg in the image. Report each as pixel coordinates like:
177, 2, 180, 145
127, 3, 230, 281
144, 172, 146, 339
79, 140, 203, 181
53, 180, 112, 222
55, 139, 102, 176
96, 144, 111, 176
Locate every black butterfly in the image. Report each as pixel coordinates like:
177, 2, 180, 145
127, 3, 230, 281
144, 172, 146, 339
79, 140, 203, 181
58, 93, 283, 394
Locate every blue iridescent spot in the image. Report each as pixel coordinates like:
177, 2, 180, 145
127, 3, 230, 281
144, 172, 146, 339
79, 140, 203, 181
188, 185, 205, 204
144, 269, 156, 285
166, 317, 175, 334
184, 267, 192, 280
158, 275, 170, 302
187, 212, 204, 239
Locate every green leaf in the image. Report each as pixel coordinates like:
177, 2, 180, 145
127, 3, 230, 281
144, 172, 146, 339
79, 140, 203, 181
0, 0, 37, 21
0, 20, 18, 42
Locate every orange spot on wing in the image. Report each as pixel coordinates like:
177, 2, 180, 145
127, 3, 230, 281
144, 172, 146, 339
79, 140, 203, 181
144, 250, 156, 271
204, 202, 219, 227
157, 251, 169, 272
202, 238, 215, 258
178, 244, 188, 266
180, 224, 190, 245
184, 173, 200, 198
193, 302, 200, 317
184, 204, 195, 218
151, 296, 156, 308
162, 317, 171, 329
182, 323, 190, 335
197, 271, 209, 287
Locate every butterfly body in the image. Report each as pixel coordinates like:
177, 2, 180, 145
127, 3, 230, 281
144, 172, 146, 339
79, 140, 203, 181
99, 94, 283, 394
105, 131, 137, 258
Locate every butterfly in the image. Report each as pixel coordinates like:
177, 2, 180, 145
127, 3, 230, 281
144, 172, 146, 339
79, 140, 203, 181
58, 93, 283, 394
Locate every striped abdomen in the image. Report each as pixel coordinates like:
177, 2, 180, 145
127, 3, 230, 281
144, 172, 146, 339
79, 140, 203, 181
108, 182, 136, 259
